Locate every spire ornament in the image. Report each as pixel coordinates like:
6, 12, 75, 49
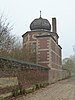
40, 11, 41, 18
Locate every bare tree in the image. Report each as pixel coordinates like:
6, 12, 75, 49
0, 15, 21, 56
9, 46, 36, 63
0, 15, 36, 63
62, 57, 75, 76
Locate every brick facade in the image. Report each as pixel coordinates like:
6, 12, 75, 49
22, 30, 62, 69
51, 39, 62, 69
22, 17, 62, 69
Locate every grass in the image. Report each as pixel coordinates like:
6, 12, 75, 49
11, 82, 49, 98
0, 82, 49, 99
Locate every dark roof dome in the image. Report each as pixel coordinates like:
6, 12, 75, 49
30, 16, 51, 31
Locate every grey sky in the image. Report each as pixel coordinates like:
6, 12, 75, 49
0, 0, 75, 58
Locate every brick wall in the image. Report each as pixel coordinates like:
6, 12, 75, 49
36, 37, 49, 67
51, 39, 62, 69
48, 68, 70, 83
0, 57, 49, 95
0, 57, 70, 97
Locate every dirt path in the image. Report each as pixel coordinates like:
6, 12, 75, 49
15, 77, 75, 100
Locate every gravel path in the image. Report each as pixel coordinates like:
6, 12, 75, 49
15, 77, 75, 100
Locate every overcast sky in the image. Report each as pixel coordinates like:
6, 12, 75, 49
0, 0, 75, 59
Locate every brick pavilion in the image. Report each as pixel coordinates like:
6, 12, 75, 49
22, 13, 62, 69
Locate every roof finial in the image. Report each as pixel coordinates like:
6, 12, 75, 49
40, 11, 41, 18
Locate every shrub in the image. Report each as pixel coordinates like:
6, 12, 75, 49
12, 88, 19, 97
40, 83, 44, 88
0, 97, 8, 100
25, 87, 34, 94
35, 83, 40, 90
19, 88, 26, 95
40, 82, 49, 88
31, 86, 36, 92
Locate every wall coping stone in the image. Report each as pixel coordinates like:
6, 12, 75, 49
0, 57, 50, 70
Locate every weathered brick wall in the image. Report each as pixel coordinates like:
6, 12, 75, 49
51, 39, 62, 69
48, 68, 70, 83
0, 57, 70, 96
36, 37, 50, 67
0, 57, 49, 95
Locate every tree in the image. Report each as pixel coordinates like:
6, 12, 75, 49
0, 15, 36, 63
62, 57, 75, 76
9, 46, 36, 63
0, 15, 21, 57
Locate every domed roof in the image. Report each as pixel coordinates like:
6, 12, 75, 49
30, 16, 51, 31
